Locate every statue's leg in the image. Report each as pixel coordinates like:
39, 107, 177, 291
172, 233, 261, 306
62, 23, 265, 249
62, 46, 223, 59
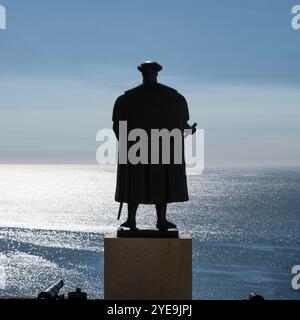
155, 203, 177, 231
120, 203, 138, 230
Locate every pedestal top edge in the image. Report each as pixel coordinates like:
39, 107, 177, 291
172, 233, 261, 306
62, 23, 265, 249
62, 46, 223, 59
104, 233, 192, 240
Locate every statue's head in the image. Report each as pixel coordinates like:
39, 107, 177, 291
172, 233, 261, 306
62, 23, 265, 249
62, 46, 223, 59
138, 61, 162, 84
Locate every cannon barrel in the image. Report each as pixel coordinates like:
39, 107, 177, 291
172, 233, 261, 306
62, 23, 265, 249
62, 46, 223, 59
38, 279, 64, 300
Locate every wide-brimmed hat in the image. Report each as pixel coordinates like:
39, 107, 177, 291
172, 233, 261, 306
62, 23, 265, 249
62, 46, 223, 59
137, 61, 162, 73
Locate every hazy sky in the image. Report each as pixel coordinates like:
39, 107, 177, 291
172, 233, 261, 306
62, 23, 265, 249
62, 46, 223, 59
0, 0, 299, 166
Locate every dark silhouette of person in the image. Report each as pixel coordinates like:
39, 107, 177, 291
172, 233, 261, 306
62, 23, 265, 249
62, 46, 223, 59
112, 61, 193, 231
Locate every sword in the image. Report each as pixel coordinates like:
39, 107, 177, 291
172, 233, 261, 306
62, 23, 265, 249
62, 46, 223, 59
117, 202, 123, 220
184, 122, 197, 138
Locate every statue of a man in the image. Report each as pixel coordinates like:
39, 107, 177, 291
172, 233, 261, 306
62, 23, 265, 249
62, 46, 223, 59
112, 61, 193, 231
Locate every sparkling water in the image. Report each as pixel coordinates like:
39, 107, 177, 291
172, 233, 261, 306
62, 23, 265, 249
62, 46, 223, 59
0, 165, 299, 299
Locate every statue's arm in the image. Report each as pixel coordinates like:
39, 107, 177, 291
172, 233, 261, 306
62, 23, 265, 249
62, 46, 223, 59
178, 93, 197, 135
113, 122, 119, 140
112, 96, 124, 140
177, 94, 190, 129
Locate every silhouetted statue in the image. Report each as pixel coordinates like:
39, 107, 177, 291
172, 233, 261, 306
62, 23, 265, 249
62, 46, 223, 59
113, 61, 195, 231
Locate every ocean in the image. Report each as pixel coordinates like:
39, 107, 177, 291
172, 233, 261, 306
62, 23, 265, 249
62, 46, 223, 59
0, 165, 299, 299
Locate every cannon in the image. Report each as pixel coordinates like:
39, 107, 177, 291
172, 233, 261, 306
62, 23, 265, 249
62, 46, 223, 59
37, 279, 64, 300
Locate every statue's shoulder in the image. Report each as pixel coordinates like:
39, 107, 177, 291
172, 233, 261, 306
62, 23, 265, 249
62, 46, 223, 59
124, 84, 144, 95
158, 84, 187, 104
124, 83, 179, 95
157, 83, 178, 94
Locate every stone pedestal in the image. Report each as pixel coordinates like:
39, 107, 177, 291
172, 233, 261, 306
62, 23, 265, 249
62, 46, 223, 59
104, 234, 192, 300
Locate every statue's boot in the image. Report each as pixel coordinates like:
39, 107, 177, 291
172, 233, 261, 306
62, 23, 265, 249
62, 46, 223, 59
120, 203, 138, 230
156, 220, 177, 231
155, 203, 177, 230
120, 220, 137, 230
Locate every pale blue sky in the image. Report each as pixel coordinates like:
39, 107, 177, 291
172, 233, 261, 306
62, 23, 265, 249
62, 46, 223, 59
0, 0, 299, 166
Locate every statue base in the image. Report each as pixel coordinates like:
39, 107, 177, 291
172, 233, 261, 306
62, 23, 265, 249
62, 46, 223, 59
117, 227, 179, 238
104, 234, 192, 300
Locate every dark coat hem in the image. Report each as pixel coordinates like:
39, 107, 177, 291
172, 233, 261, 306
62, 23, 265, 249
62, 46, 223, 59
114, 197, 189, 204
